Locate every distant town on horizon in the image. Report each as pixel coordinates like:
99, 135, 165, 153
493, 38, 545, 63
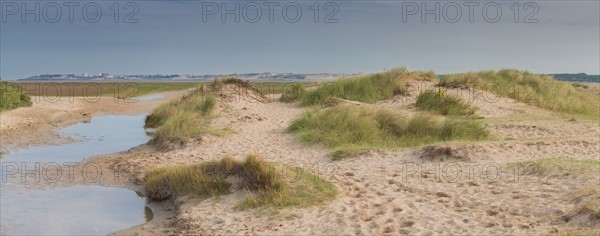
14, 72, 600, 83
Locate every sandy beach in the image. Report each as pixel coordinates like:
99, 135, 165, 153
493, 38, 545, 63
1, 81, 599, 235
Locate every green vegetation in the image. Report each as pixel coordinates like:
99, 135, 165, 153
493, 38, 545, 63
209, 77, 265, 98
12, 80, 304, 98
144, 155, 280, 201
253, 82, 306, 95
0, 80, 32, 112
415, 90, 476, 116
12, 82, 200, 97
145, 87, 217, 149
144, 155, 337, 209
507, 158, 600, 177
122, 82, 200, 97
237, 166, 337, 209
288, 105, 488, 159
279, 83, 306, 102
301, 68, 435, 106
439, 70, 600, 117
200, 96, 217, 114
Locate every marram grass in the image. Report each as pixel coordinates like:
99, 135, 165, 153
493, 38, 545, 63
145, 86, 217, 149
415, 90, 476, 116
144, 155, 337, 209
301, 68, 436, 106
288, 105, 488, 159
439, 69, 600, 118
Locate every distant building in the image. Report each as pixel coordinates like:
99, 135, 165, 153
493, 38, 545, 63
100, 73, 113, 79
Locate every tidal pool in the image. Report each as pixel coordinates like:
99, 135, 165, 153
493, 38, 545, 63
0, 115, 152, 235
132, 94, 165, 101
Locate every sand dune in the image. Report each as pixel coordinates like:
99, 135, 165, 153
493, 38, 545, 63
2, 82, 598, 235
107, 82, 599, 235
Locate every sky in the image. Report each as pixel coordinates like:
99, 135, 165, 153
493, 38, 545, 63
0, 0, 599, 80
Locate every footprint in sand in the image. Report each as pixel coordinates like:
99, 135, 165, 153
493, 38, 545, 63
400, 221, 415, 228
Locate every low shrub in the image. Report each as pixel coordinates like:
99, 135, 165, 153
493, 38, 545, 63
416, 90, 476, 116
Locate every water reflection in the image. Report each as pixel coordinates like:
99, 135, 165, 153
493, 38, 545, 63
0, 115, 153, 235
132, 94, 165, 101
0, 185, 149, 235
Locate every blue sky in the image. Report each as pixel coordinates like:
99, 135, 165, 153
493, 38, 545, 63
1, 1, 599, 80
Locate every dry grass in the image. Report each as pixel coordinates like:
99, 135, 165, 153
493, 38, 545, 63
236, 167, 338, 209
569, 187, 600, 221
144, 155, 281, 201
567, 187, 600, 225
144, 155, 337, 209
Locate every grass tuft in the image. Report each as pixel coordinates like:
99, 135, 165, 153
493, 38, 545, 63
301, 68, 436, 106
197, 95, 217, 115
149, 110, 209, 149
289, 105, 488, 158
416, 90, 476, 116
236, 167, 337, 209
144, 155, 337, 209
439, 118, 489, 140
279, 83, 306, 102
439, 69, 600, 118
209, 77, 266, 98
145, 87, 218, 149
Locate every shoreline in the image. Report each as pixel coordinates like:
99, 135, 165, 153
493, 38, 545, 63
0, 91, 185, 152
0, 90, 189, 235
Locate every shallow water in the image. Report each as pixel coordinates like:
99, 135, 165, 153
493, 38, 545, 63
132, 94, 165, 101
0, 186, 151, 235
1, 115, 150, 164
0, 115, 152, 235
